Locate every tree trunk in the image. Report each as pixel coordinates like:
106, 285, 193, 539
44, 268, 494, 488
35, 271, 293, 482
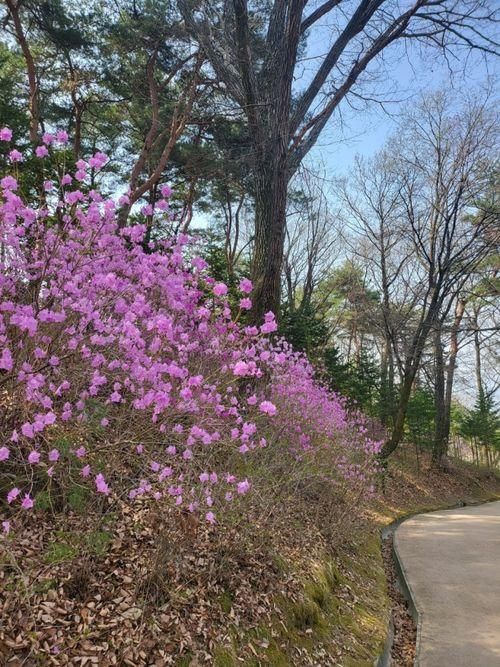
473, 308, 483, 398
432, 325, 447, 465
380, 294, 440, 459
250, 154, 288, 323
6, 0, 39, 141
441, 298, 465, 455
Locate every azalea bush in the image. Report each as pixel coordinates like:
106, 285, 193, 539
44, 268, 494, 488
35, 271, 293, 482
0, 128, 381, 536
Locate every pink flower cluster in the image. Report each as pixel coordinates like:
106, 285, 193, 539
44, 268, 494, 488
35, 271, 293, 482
0, 130, 380, 535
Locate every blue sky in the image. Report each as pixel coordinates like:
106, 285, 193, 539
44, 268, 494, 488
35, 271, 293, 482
305, 35, 498, 177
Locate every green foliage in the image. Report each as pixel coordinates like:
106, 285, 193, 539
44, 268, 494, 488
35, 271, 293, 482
405, 388, 435, 450
279, 302, 329, 355
323, 346, 380, 414
456, 392, 500, 451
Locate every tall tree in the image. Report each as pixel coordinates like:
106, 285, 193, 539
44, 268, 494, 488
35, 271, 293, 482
179, 0, 498, 322
379, 92, 498, 458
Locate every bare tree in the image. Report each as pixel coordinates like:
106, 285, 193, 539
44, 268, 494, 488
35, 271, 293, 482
283, 169, 340, 315
379, 91, 498, 458
179, 0, 499, 322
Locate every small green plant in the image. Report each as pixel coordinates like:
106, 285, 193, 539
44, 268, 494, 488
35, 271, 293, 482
44, 541, 78, 565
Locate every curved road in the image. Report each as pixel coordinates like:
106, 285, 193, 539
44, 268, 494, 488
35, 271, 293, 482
394, 500, 500, 666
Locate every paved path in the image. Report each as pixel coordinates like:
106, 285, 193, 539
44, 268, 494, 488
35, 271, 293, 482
394, 500, 500, 666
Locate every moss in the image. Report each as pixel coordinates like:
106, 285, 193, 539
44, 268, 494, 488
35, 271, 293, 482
44, 541, 78, 565
218, 589, 233, 613
86, 529, 112, 556
68, 484, 90, 512
213, 646, 236, 666
33, 578, 58, 594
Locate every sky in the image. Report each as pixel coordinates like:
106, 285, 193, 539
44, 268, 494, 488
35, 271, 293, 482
304, 28, 499, 178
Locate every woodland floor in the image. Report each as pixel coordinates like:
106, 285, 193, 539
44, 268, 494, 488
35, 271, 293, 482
1, 450, 499, 666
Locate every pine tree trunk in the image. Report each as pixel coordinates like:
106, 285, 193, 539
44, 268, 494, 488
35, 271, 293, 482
250, 153, 288, 324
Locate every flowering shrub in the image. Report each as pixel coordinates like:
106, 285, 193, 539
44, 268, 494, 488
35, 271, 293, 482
0, 129, 381, 535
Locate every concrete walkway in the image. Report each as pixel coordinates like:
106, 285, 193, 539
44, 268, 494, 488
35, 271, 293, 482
394, 500, 500, 666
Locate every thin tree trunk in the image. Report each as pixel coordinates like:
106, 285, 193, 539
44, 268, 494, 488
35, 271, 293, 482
6, 0, 39, 141
380, 294, 440, 458
442, 298, 465, 450
432, 324, 447, 465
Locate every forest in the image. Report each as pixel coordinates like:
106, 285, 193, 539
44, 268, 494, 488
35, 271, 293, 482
0, 1, 499, 665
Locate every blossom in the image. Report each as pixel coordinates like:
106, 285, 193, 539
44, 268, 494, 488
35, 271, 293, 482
259, 401, 277, 416
206, 511, 216, 524
35, 145, 49, 158
75, 446, 86, 458
48, 449, 60, 462
0, 348, 13, 371
213, 282, 228, 297
21, 494, 34, 509
95, 473, 110, 495
0, 126, 13, 141
81, 465, 91, 478
1, 176, 17, 191
237, 479, 251, 494
0, 446, 10, 461
260, 312, 278, 334
28, 451, 41, 464
61, 174, 72, 185
239, 298, 252, 310
56, 130, 69, 143
42, 133, 55, 144
7, 488, 20, 504
2, 520, 10, 534
8, 149, 23, 163
43, 180, 54, 191
21, 423, 35, 438
160, 184, 172, 198
239, 278, 253, 294
233, 361, 249, 376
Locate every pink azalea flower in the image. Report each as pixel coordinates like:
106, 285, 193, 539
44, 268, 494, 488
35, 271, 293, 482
237, 479, 251, 494
1, 176, 18, 191
21, 423, 34, 438
213, 282, 228, 297
239, 278, 253, 294
21, 494, 34, 509
239, 297, 252, 310
8, 149, 23, 163
95, 473, 110, 495
206, 511, 216, 524
0, 127, 13, 141
7, 488, 20, 504
0, 446, 10, 461
28, 451, 41, 464
259, 400, 277, 416
0, 348, 13, 371
48, 449, 59, 462
35, 145, 49, 158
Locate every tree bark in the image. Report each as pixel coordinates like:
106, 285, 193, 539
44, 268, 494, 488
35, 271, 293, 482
251, 153, 288, 322
6, 0, 39, 141
432, 324, 447, 465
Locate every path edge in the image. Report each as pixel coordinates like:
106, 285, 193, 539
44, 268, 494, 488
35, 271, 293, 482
377, 494, 500, 667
